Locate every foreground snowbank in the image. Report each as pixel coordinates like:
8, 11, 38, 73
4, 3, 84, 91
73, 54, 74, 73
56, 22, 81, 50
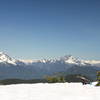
0, 82, 99, 100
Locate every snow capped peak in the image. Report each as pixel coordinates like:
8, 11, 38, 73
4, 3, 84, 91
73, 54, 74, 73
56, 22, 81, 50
0, 52, 16, 65
0, 52, 11, 60
0, 51, 100, 67
0, 52, 86, 65
59, 55, 79, 64
0, 52, 5, 55
61, 55, 76, 61
20, 55, 86, 66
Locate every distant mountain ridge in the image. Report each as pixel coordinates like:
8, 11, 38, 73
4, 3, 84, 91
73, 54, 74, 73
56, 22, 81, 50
0, 52, 100, 80
0, 52, 100, 66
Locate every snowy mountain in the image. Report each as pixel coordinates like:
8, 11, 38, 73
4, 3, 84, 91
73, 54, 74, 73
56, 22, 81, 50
85, 60, 100, 67
20, 55, 100, 66
20, 55, 88, 66
0, 52, 100, 66
0, 52, 17, 65
0, 52, 100, 80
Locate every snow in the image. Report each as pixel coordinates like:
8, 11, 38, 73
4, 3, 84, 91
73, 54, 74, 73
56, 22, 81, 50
1, 51, 100, 67
0, 82, 99, 100
0, 52, 16, 65
85, 60, 100, 67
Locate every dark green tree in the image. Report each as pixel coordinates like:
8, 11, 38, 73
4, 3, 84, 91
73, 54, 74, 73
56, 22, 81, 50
96, 71, 100, 86
59, 76, 65, 83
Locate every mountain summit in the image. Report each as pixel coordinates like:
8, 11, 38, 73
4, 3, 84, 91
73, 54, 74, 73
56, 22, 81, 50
0, 52, 16, 65
0, 51, 99, 66
0, 51, 99, 80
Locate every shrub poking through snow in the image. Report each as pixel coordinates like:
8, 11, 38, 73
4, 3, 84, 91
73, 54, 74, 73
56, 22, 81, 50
46, 76, 65, 83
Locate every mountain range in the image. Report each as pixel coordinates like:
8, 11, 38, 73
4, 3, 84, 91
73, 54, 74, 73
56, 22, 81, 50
0, 52, 100, 80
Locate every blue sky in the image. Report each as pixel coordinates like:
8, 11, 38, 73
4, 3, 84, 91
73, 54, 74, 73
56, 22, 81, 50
0, 0, 100, 60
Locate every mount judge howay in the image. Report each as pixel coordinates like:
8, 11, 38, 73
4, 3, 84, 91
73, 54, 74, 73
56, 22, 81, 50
0, 52, 100, 81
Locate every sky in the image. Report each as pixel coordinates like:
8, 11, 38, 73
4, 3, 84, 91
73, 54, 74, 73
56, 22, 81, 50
0, 0, 100, 60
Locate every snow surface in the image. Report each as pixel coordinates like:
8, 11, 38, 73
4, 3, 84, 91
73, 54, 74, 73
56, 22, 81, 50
0, 82, 99, 100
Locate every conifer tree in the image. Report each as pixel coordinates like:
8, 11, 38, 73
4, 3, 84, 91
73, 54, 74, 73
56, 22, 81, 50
96, 71, 100, 86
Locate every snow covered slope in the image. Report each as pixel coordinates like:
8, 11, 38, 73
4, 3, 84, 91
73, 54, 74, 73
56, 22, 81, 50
0, 52, 16, 65
0, 83, 99, 100
85, 60, 100, 67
